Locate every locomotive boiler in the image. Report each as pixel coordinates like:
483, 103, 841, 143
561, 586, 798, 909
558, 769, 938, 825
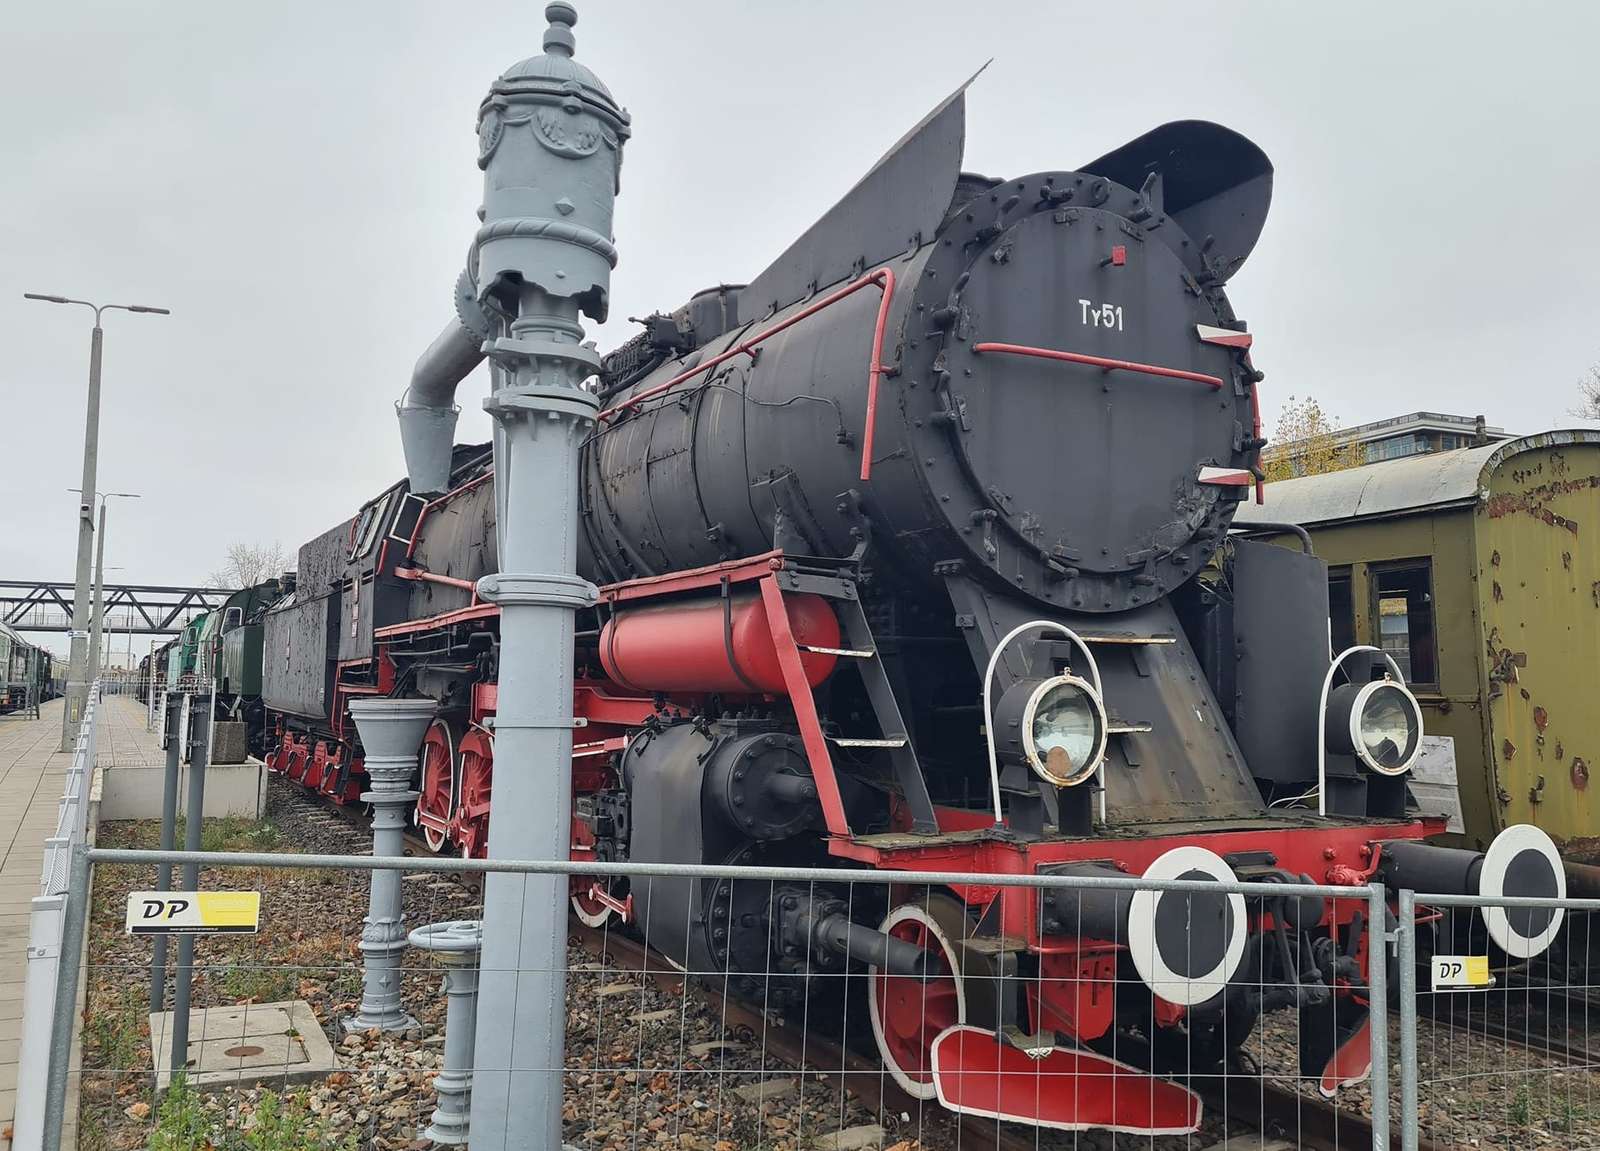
261, 65, 1568, 1134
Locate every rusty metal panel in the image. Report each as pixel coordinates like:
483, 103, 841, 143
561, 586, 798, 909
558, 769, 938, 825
1476, 440, 1600, 846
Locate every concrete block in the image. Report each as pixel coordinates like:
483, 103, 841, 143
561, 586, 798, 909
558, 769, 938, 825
211, 722, 249, 765
149, 999, 338, 1092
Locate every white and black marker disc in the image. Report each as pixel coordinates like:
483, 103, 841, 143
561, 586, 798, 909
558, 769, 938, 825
1479, 824, 1565, 959
1128, 846, 1248, 1007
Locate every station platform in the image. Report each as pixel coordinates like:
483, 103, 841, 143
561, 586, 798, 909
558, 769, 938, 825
0, 692, 159, 1148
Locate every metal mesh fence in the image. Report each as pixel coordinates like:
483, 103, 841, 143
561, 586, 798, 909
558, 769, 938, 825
45, 842, 1409, 1151
1397, 889, 1600, 1150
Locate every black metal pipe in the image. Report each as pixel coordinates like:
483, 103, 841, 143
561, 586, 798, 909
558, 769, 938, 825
808, 911, 944, 979
1379, 840, 1484, 896
1037, 863, 1133, 941
1230, 521, 1314, 554
764, 772, 818, 805
1565, 860, 1600, 902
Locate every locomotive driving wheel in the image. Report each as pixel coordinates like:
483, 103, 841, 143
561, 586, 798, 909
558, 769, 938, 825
452, 728, 493, 859
867, 894, 998, 1100
414, 719, 458, 853
571, 879, 621, 927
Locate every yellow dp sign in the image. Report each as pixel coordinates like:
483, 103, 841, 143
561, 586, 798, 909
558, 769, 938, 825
1430, 954, 1493, 991
125, 891, 260, 935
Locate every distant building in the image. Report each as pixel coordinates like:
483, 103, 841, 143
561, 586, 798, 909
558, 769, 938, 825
1264, 411, 1510, 477
1338, 411, 1509, 464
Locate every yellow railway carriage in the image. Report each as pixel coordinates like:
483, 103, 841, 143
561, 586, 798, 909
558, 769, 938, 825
1237, 430, 1600, 852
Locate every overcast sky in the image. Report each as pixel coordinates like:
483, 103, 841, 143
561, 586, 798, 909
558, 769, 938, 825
4, 1, 1598, 658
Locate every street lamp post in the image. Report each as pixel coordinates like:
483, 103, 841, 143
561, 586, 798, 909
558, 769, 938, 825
73, 490, 140, 681
25, 293, 168, 750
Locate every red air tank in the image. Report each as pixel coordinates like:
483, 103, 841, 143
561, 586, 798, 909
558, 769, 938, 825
599, 591, 840, 695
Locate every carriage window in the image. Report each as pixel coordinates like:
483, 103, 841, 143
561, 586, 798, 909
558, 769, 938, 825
348, 492, 394, 560
1371, 560, 1436, 687
1327, 567, 1355, 655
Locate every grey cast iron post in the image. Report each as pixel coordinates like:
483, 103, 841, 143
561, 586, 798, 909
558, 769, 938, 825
169, 691, 212, 1074
149, 693, 184, 1014
345, 697, 437, 1032
409, 920, 484, 1144
440, 8, 631, 1149
22, 294, 168, 750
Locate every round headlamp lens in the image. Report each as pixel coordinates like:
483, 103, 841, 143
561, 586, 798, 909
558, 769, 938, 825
1029, 678, 1105, 786
1358, 683, 1420, 774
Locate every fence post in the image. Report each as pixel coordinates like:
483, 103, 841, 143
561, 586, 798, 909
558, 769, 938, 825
170, 691, 211, 1074
149, 693, 183, 1014
1397, 887, 1419, 1151
1367, 881, 1390, 1151
41, 844, 92, 1151
13, 893, 67, 1151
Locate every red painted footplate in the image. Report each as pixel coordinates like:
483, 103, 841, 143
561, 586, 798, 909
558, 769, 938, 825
929, 1026, 1203, 1135
1319, 1014, 1373, 1098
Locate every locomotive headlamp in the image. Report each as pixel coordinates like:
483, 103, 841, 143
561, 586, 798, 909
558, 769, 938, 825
1016, 674, 1108, 787
1325, 678, 1422, 776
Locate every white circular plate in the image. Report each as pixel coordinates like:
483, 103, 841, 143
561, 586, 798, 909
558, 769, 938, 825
1479, 824, 1565, 959
1128, 846, 1248, 1006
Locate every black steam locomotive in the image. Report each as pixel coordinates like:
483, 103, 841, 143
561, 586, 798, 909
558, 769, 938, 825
261, 83, 1565, 1132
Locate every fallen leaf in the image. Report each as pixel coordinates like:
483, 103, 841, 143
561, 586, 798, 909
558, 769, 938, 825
124, 1102, 152, 1120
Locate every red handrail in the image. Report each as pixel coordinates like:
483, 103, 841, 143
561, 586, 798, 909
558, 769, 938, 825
974, 339, 1263, 503
971, 341, 1224, 390
395, 567, 479, 593
598, 268, 897, 482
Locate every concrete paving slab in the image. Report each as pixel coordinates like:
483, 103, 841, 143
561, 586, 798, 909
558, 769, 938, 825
148, 999, 339, 1092
0, 694, 159, 1140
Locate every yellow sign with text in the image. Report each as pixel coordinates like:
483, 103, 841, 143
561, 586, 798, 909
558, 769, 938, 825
125, 891, 260, 935
1430, 954, 1492, 991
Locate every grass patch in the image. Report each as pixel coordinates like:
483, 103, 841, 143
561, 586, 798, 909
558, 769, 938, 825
213, 963, 300, 1005
82, 982, 149, 1075
171, 814, 283, 853
147, 1077, 357, 1151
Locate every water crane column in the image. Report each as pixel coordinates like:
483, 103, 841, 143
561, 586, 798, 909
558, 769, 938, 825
393, 6, 630, 1149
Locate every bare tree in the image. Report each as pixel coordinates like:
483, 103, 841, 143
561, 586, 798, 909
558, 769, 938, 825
1260, 394, 1362, 482
208, 541, 289, 589
1572, 365, 1600, 420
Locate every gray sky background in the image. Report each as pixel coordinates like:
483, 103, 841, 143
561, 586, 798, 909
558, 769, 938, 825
4, 2, 1598, 659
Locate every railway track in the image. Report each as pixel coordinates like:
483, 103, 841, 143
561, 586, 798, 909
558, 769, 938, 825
1415, 987, 1600, 1068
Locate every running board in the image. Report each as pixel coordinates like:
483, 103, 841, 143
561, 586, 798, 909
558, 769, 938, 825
1075, 632, 1176, 645
798, 643, 875, 658
828, 735, 908, 748
929, 1026, 1203, 1135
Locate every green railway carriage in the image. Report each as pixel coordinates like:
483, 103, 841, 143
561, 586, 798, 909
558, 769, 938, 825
0, 622, 53, 712
167, 611, 213, 693
1237, 429, 1600, 852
